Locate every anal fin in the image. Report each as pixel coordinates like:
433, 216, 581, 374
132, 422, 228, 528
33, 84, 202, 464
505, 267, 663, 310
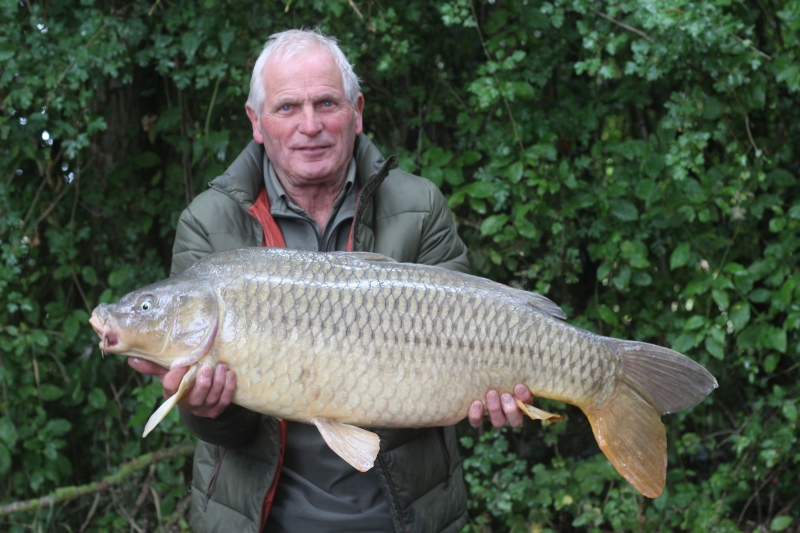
515, 398, 563, 422
312, 418, 380, 472
143, 365, 199, 437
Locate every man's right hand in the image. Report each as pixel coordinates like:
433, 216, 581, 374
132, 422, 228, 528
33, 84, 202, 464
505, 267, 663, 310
128, 358, 236, 419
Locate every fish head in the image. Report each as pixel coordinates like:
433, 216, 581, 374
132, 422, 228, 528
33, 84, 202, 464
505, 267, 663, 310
89, 277, 219, 369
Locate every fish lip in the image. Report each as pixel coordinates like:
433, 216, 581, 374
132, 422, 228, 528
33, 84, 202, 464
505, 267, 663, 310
89, 311, 120, 351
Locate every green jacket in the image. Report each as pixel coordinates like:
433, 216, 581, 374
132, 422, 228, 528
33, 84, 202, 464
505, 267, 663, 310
172, 135, 469, 533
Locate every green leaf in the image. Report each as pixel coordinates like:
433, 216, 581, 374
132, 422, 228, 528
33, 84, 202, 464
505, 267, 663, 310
108, 267, 129, 288
0, 43, 15, 62
608, 199, 638, 221
782, 402, 798, 424
81, 266, 98, 286
684, 315, 705, 330
0, 443, 10, 475
770, 516, 793, 532
705, 337, 724, 360
712, 289, 729, 309
763, 353, 779, 373
504, 161, 523, 183
729, 301, 750, 331
45, 419, 72, 436
767, 328, 787, 353
670, 243, 691, 270
480, 215, 508, 236
0, 417, 17, 449
749, 288, 771, 303
422, 166, 443, 187
514, 217, 538, 239
88, 388, 107, 410
597, 305, 618, 326
769, 217, 786, 232
39, 385, 64, 401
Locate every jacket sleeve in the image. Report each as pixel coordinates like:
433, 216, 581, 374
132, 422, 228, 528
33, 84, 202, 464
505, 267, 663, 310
416, 180, 469, 273
171, 194, 262, 448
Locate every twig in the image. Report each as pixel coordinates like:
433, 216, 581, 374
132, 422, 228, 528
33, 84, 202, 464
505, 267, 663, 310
78, 493, 101, 533
434, 69, 468, 109
45, 19, 113, 108
0, 444, 195, 516
589, 8, 655, 44
154, 495, 191, 533
148, 0, 162, 16
347, 0, 363, 20
71, 267, 92, 314
204, 78, 221, 137
21, 175, 49, 230
736, 459, 790, 526
469, 3, 525, 152
728, 86, 761, 155
730, 33, 772, 61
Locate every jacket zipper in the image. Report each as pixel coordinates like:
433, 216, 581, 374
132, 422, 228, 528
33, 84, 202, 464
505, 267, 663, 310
377, 452, 411, 533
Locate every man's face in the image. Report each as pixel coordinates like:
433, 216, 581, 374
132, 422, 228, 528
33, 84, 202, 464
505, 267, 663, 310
246, 47, 364, 189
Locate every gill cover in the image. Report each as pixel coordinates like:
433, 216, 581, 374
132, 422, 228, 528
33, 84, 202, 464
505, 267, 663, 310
99, 277, 219, 368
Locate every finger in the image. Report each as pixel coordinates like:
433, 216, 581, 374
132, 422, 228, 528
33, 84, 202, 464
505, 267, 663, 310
513, 383, 533, 403
128, 358, 167, 378
185, 365, 213, 408
486, 390, 506, 428
205, 372, 236, 419
467, 400, 484, 428
203, 365, 228, 406
162, 366, 189, 397
501, 393, 524, 428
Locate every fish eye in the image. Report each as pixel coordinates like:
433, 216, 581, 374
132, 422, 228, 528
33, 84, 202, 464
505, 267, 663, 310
138, 297, 155, 312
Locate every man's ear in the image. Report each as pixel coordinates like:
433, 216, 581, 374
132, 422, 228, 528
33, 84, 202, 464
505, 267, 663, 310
353, 93, 364, 136
245, 104, 264, 144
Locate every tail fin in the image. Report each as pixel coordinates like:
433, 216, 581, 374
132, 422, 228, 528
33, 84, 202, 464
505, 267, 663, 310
584, 340, 717, 498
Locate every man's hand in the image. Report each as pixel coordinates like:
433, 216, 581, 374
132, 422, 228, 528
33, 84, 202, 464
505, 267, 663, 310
467, 384, 532, 428
128, 358, 236, 419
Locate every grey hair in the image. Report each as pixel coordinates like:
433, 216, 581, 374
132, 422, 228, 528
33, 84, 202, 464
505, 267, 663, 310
246, 29, 361, 115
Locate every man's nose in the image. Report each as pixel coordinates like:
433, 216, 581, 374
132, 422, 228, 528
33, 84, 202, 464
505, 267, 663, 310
298, 106, 323, 135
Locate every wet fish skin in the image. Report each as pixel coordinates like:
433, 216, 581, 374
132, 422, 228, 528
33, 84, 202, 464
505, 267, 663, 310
89, 247, 717, 498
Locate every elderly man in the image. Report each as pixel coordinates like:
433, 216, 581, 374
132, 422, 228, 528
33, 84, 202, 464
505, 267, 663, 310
130, 29, 530, 533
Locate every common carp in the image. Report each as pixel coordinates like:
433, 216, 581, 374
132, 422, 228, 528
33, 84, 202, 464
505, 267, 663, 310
89, 247, 717, 498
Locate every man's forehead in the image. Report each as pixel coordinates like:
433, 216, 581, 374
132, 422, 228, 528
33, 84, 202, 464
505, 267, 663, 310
262, 46, 339, 79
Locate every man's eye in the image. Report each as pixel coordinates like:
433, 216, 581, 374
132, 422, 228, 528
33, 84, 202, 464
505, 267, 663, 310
280, 104, 292, 112
322, 101, 333, 107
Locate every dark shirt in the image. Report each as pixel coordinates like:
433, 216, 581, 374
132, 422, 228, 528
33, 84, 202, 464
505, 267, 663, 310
263, 158, 395, 533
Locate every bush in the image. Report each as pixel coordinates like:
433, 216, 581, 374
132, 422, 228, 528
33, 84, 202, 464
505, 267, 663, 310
1, 0, 798, 531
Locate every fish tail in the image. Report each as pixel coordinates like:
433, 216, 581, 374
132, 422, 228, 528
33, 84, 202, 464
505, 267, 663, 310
584, 340, 717, 498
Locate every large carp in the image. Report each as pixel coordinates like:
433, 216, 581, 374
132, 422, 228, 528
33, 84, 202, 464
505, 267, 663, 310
89, 247, 716, 498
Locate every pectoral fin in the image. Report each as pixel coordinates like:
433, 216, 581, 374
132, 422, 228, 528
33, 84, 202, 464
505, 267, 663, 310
143, 365, 199, 438
516, 398, 563, 422
311, 418, 380, 472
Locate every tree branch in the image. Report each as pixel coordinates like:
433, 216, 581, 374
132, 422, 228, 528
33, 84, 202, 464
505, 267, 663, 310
589, 8, 655, 43
0, 444, 195, 517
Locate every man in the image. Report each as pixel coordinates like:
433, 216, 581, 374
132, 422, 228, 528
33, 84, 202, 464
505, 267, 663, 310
130, 29, 531, 532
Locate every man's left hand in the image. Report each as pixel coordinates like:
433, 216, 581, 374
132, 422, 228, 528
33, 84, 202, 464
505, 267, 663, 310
468, 384, 532, 428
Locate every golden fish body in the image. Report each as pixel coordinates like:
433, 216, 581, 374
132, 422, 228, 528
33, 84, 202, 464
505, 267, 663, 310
89, 248, 717, 498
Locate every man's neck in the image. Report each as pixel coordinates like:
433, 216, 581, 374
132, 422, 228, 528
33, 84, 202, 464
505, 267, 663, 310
278, 173, 347, 232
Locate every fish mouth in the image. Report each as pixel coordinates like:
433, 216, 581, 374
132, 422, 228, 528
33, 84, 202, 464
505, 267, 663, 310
89, 312, 120, 354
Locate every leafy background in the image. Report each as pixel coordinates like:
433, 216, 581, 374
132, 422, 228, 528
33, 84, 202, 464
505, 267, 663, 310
1, 0, 799, 531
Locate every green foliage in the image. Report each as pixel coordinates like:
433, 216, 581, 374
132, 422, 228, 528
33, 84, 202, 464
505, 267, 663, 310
1, 0, 799, 531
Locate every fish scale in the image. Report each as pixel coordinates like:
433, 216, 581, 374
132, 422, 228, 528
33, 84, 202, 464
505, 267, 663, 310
90, 247, 717, 497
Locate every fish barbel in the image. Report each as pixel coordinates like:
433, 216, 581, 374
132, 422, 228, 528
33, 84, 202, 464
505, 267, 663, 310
89, 248, 717, 498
